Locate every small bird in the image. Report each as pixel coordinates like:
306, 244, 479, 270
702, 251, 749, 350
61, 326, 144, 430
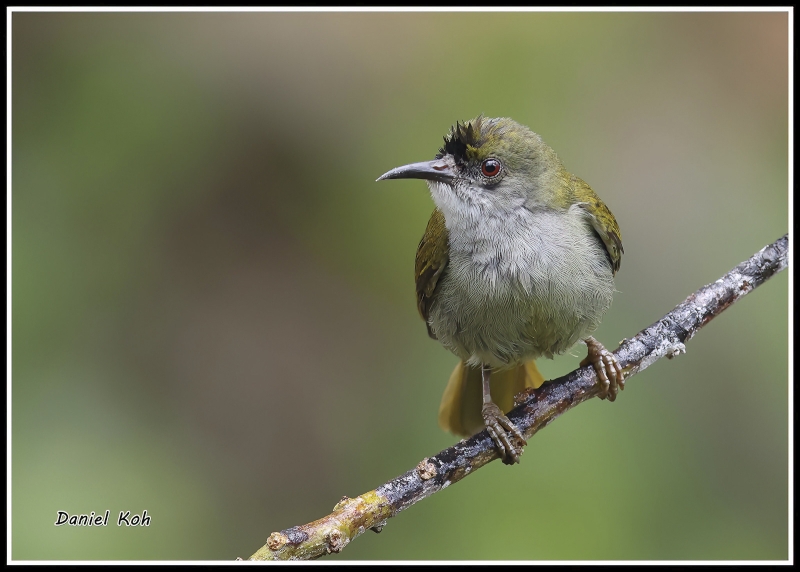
378, 116, 624, 464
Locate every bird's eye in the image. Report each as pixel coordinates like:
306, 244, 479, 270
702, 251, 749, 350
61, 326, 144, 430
481, 158, 501, 178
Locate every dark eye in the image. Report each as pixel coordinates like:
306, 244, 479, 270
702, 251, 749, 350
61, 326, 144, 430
481, 158, 501, 178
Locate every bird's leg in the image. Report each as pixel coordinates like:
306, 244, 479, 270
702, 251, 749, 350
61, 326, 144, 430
581, 336, 625, 401
480, 364, 527, 465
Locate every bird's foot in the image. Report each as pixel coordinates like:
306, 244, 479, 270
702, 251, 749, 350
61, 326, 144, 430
581, 336, 625, 401
482, 402, 527, 465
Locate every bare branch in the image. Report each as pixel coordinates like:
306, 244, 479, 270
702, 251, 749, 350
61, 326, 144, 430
249, 234, 789, 561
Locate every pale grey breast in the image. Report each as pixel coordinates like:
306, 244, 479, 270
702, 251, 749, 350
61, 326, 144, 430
428, 205, 614, 369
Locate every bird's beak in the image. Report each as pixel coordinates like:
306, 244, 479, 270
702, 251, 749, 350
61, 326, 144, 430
376, 159, 456, 184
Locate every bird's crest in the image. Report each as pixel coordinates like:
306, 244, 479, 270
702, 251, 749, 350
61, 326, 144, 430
435, 115, 529, 165
436, 115, 487, 163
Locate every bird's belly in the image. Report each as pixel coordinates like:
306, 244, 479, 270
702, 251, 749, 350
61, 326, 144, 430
428, 238, 614, 369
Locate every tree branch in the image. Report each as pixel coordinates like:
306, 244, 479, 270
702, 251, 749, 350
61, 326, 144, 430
248, 234, 789, 561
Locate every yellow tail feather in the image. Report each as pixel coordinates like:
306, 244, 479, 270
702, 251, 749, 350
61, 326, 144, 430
438, 361, 546, 437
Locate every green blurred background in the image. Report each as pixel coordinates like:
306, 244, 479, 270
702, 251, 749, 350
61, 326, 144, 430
11, 11, 789, 561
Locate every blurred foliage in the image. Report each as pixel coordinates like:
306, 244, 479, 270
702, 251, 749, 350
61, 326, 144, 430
11, 11, 788, 561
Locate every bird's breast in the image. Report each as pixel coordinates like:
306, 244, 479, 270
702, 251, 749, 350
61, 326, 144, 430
429, 206, 615, 368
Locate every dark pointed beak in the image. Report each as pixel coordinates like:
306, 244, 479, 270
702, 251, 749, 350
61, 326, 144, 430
376, 159, 456, 184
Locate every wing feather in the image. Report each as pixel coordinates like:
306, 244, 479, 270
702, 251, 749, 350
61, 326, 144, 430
571, 175, 623, 274
414, 209, 449, 339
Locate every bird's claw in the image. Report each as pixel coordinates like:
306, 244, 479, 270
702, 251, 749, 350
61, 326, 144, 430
482, 402, 527, 465
581, 336, 625, 401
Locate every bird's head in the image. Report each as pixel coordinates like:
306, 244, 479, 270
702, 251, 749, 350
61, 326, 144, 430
378, 116, 567, 216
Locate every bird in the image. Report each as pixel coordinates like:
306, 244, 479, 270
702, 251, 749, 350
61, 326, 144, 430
377, 116, 624, 464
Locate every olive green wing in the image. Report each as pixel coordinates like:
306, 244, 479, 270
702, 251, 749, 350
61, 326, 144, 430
571, 175, 623, 274
415, 208, 449, 339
